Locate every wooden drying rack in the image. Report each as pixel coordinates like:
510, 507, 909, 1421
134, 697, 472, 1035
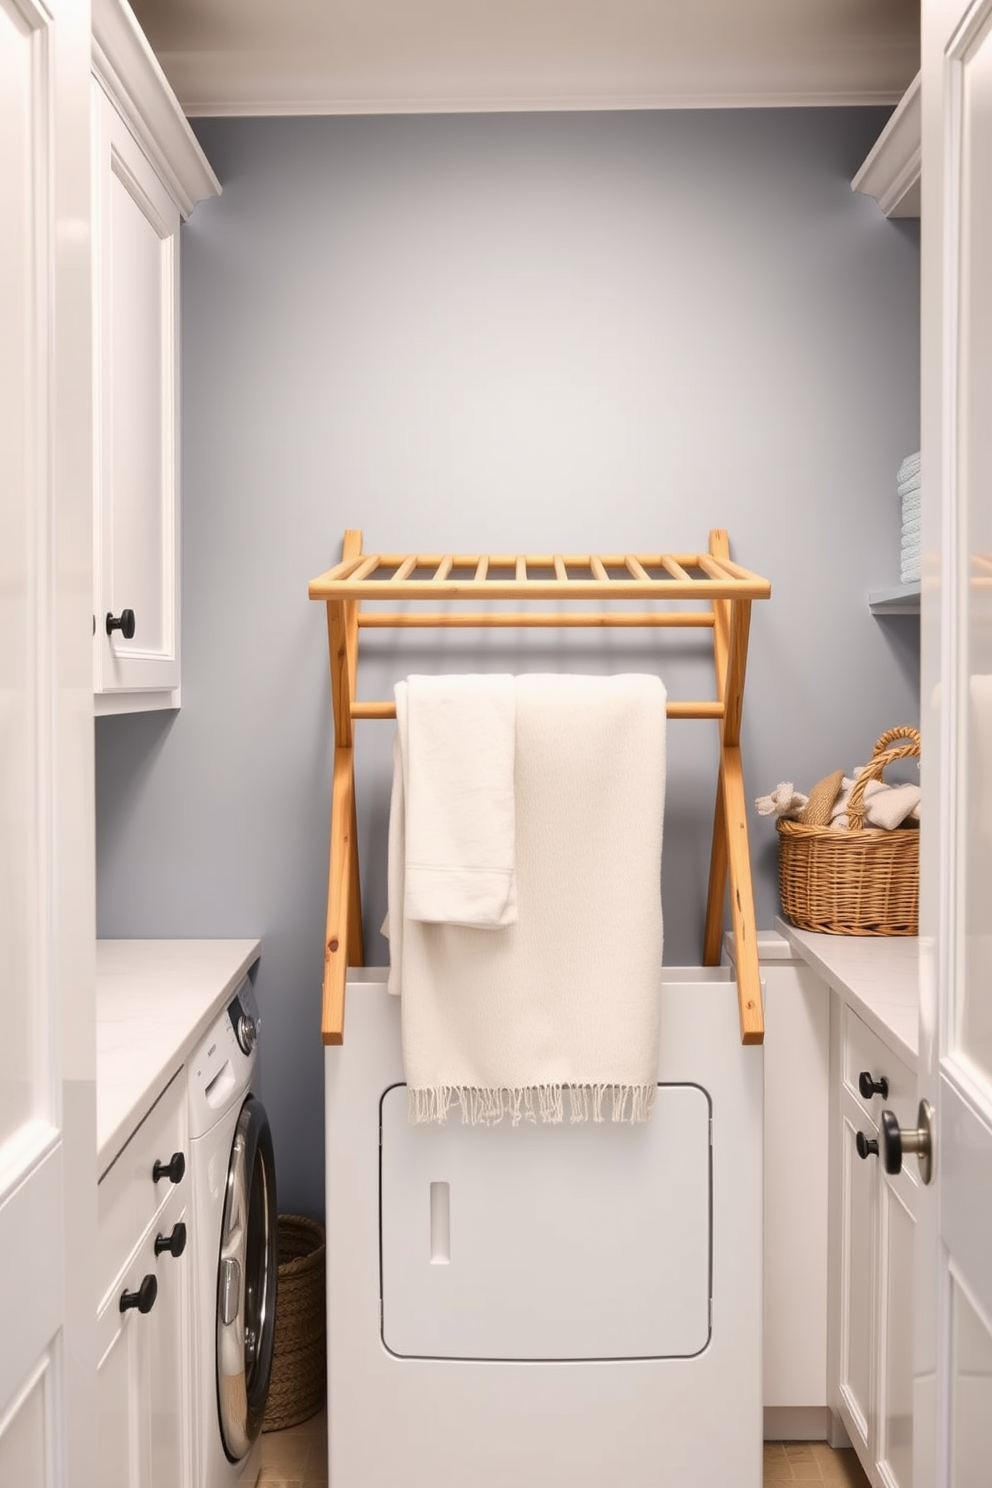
309, 528, 771, 1048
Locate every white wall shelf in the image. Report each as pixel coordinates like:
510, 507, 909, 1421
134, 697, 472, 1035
868, 583, 921, 616
852, 73, 921, 219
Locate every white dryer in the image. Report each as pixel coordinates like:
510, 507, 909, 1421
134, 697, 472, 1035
188, 976, 278, 1487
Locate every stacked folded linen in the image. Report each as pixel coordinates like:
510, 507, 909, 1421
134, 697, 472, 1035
898, 450, 921, 583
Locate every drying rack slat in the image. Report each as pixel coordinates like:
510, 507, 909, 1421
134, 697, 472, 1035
310, 528, 771, 1048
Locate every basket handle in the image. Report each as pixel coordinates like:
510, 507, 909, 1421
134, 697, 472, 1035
870, 726, 921, 758
848, 737, 921, 832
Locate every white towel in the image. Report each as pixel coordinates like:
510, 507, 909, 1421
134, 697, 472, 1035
397, 675, 517, 928
898, 451, 921, 482
830, 774, 921, 830
387, 673, 667, 1125
898, 477, 922, 498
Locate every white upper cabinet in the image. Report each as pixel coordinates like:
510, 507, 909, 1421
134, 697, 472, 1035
91, 0, 219, 714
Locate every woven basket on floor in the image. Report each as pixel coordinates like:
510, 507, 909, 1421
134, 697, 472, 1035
777, 727, 920, 936
262, 1214, 326, 1432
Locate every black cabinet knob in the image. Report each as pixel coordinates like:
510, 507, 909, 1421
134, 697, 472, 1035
152, 1151, 185, 1185
155, 1222, 187, 1259
856, 1131, 879, 1160
120, 1274, 157, 1315
106, 609, 136, 640
858, 1071, 889, 1101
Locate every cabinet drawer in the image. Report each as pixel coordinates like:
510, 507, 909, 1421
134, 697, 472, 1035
98, 1069, 186, 1305
842, 1005, 915, 1123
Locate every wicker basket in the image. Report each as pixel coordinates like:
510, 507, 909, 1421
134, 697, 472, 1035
262, 1214, 326, 1432
777, 727, 920, 936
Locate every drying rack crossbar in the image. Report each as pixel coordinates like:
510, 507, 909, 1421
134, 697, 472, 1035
310, 529, 771, 1048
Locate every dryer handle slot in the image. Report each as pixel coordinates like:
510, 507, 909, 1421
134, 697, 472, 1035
430, 1181, 450, 1265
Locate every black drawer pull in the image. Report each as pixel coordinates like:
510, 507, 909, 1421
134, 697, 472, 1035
155, 1222, 187, 1259
152, 1152, 185, 1185
120, 1274, 157, 1315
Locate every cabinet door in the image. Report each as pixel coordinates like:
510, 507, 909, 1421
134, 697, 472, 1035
875, 1167, 916, 1488
92, 79, 180, 708
148, 1190, 191, 1488
837, 1082, 876, 1458
97, 1188, 190, 1488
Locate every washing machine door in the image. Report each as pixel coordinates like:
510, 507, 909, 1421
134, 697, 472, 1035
216, 1094, 278, 1462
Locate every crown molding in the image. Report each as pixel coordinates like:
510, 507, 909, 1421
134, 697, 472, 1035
92, 0, 220, 217
851, 72, 921, 218
182, 90, 909, 118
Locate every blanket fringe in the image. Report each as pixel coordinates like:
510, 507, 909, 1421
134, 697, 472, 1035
407, 1083, 657, 1127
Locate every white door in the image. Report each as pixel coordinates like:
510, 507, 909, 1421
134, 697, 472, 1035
918, 0, 992, 1482
0, 0, 97, 1483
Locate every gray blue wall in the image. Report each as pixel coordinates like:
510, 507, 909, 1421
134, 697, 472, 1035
96, 109, 920, 1218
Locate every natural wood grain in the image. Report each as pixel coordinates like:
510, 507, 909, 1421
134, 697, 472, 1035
322, 745, 355, 1046
311, 529, 770, 1045
703, 529, 763, 1041
322, 530, 363, 1044
350, 698, 724, 721
357, 610, 716, 629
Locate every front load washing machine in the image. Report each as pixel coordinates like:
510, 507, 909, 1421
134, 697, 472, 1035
188, 975, 278, 1487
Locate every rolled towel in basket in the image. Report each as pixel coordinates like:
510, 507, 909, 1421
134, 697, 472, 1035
830, 774, 921, 831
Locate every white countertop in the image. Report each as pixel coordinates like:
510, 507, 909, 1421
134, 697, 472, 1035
775, 918, 919, 1070
96, 938, 262, 1176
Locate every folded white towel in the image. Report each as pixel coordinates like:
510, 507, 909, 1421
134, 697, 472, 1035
398, 674, 518, 928
898, 451, 921, 482
898, 476, 922, 496
830, 773, 921, 830
901, 500, 922, 522
388, 674, 667, 1125
901, 562, 921, 582
901, 529, 922, 549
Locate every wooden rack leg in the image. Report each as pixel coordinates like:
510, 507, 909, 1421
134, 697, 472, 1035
722, 746, 763, 1045
323, 746, 355, 1045
706, 529, 764, 1044
703, 772, 729, 966
322, 529, 365, 1044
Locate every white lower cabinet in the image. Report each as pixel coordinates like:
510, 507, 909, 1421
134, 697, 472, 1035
97, 1072, 190, 1488
833, 1001, 916, 1488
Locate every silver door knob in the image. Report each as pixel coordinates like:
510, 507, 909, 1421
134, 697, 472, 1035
880, 1099, 934, 1186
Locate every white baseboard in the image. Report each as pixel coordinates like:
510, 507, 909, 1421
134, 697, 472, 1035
763, 1407, 831, 1441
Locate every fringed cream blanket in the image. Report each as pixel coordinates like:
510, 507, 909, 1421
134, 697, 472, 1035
387, 673, 666, 1125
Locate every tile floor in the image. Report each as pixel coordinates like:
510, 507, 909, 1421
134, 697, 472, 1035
258, 1408, 327, 1488
258, 1412, 872, 1487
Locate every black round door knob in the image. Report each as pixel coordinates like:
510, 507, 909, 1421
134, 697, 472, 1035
858, 1071, 889, 1100
856, 1131, 879, 1160
155, 1222, 187, 1259
120, 1274, 157, 1315
106, 609, 136, 640
881, 1101, 935, 1184
152, 1151, 185, 1185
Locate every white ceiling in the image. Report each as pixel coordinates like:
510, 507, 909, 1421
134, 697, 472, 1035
130, 0, 920, 118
